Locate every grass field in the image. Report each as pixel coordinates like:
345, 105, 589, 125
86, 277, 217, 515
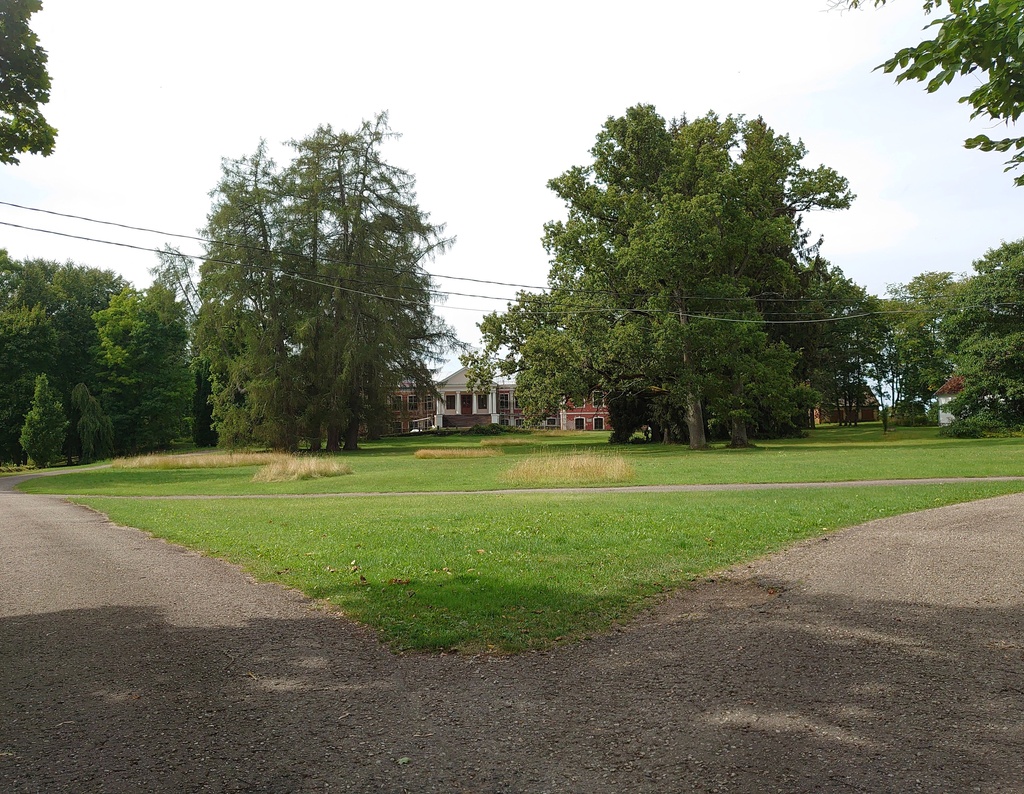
77, 481, 1024, 652
19, 424, 1024, 653
18, 425, 1024, 497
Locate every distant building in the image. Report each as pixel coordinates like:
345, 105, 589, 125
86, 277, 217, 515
935, 375, 964, 427
389, 366, 612, 433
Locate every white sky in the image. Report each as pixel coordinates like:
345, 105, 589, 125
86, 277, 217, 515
2, 0, 1022, 369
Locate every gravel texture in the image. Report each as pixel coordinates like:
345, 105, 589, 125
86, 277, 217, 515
2, 476, 1022, 793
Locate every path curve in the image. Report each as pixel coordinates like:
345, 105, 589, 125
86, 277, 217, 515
2, 476, 1023, 792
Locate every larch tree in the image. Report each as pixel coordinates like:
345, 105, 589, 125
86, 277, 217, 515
198, 114, 456, 452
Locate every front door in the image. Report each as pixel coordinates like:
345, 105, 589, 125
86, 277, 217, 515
461, 394, 473, 415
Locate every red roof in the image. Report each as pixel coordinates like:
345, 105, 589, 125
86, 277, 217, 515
935, 375, 964, 396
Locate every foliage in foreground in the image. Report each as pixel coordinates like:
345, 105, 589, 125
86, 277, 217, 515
844, 0, 1024, 185
77, 482, 1024, 652
0, 0, 57, 164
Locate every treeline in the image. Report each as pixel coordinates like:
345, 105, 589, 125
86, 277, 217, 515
4, 108, 1022, 465
464, 105, 1022, 445
0, 253, 194, 465
0, 113, 457, 465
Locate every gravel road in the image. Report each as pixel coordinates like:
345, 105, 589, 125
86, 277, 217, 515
2, 477, 1022, 793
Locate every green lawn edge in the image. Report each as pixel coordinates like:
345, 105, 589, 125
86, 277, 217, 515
75, 480, 1024, 654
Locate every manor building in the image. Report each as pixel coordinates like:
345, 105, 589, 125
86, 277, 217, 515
390, 366, 611, 433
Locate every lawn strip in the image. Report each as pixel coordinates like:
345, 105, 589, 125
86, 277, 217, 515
75, 480, 1024, 653
18, 427, 1024, 497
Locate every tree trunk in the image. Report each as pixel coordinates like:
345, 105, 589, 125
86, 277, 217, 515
728, 379, 748, 448
342, 418, 360, 451
326, 424, 341, 453
730, 416, 749, 448
685, 395, 707, 450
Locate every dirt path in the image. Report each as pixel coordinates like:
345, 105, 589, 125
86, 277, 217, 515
2, 480, 1023, 792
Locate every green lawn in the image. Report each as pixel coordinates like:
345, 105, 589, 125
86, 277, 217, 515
78, 481, 1024, 653
18, 425, 1024, 496
22, 425, 1024, 653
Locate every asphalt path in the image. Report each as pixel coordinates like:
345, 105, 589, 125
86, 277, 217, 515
2, 474, 1023, 792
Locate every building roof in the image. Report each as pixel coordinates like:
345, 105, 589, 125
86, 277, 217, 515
935, 375, 965, 396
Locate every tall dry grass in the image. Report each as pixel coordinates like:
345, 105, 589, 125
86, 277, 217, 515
414, 448, 504, 459
113, 451, 353, 483
501, 451, 636, 486
478, 438, 532, 447
113, 451, 287, 470
252, 456, 354, 482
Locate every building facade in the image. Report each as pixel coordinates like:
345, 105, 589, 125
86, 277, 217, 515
390, 366, 612, 432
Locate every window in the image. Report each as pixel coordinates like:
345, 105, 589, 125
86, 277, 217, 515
546, 416, 558, 427
515, 418, 524, 427
575, 417, 585, 430
392, 422, 403, 434
592, 391, 604, 408
407, 394, 419, 411
513, 395, 520, 410
445, 394, 456, 411
477, 393, 488, 410
499, 417, 509, 426
392, 395, 403, 411
498, 392, 510, 411
593, 417, 604, 430
423, 395, 434, 412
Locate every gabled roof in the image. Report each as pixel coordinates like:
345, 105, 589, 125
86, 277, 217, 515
935, 375, 964, 396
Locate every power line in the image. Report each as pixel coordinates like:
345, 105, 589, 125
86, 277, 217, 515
3, 219, 985, 325
1, 199, 929, 306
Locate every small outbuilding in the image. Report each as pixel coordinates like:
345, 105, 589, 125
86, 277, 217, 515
935, 375, 964, 426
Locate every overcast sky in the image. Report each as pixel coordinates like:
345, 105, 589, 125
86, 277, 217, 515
3, 0, 1022, 368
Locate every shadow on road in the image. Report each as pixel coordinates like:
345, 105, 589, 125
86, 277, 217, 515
3, 582, 1022, 793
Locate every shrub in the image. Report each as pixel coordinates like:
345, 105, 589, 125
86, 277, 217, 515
938, 414, 1009, 438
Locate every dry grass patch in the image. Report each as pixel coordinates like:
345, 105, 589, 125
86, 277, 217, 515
113, 451, 287, 470
414, 448, 504, 459
252, 456, 354, 483
479, 438, 532, 447
501, 451, 636, 486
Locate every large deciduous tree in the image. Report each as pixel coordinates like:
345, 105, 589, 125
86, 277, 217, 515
871, 271, 957, 423
841, 0, 1024, 184
943, 238, 1024, 423
0, 0, 56, 164
467, 105, 852, 447
94, 285, 192, 454
198, 114, 456, 452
